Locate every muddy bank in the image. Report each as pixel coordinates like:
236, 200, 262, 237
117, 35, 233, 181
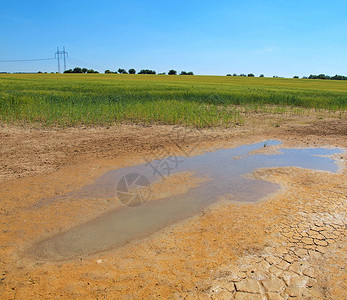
1, 116, 346, 182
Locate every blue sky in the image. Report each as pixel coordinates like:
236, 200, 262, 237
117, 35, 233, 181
1, 0, 346, 77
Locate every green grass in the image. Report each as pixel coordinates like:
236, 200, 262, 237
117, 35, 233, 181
0, 74, 346, 128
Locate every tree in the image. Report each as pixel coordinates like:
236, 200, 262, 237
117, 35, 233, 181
293, 76, 299, 79
128, 68, 136, 74
331, 74, 347, 80
179, 71, 194, 75
87, 69, 98, 73
138, 69, 156, 74
168, 70, 177, 75
105, 70, 112, 74
308, 74, 329, 79
226, 74, 231, 76
72, 67, 83, 73
259, 74, 264, 77
248, 73, 254, 77
118, 68, 127, 74
82, 68, 88, 74
233, 73, 238, 76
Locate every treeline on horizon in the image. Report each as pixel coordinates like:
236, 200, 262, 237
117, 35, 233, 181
228, 73, 347, 80
63, 67, 194, 75
307, 74, 347, 80
62, 68, 347, 80
4, 69, 346, 80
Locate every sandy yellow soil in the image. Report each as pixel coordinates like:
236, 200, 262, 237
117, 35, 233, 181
0, 115, 346, 299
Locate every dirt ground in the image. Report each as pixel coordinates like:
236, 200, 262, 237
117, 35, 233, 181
0, 114, 346, 299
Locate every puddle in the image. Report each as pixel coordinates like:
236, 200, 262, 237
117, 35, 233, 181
31, 140, 343, 260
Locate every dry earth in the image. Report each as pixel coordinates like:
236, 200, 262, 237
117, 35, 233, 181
0, 115, 346, 299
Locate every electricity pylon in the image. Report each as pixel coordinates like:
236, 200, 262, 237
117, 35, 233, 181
55, 46, 68, 73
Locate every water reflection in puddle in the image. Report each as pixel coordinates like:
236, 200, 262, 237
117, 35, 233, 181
32, 140, 342, 260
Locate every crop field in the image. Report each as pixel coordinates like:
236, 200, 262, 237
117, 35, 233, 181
0, 73, 346, 128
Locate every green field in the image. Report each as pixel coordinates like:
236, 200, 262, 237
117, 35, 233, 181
0, 74, 346, 127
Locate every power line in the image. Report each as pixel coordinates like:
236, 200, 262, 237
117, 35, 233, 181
0, 58, 55, 62
0, 47, 108, 73
68, 57, 108, 71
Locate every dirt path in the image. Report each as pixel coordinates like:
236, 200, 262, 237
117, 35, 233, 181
0, 115, 346, 299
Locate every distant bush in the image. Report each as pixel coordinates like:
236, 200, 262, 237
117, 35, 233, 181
64, 67, 81, 73
168, 70, 177, 75
128, 68, 136, 74
138, 69, 156, 74
118, 68, 128, 74
331, 75, 347, 80
87, 69, 98, 73
309, 74, 329, 80
226, 74, 231, 76
293, 76, 299, 79
259, 74, 264, 77
105, 70, 120, 74
180, 71, 194, 75
64, 67, 98, 74
233, 73, 238, 76
248, 73, 254, 77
